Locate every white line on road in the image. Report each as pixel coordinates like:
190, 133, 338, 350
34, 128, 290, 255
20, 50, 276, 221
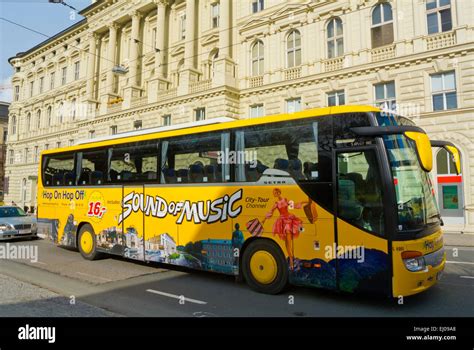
460, 276, 474, 279
446, 261, 474, 265
146, 289, 207, 305
33, 261, 47, 266
76, 271, 113, 282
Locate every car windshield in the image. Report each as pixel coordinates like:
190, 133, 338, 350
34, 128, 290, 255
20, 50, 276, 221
384, 134, 440, 231
0, 207, 28, 218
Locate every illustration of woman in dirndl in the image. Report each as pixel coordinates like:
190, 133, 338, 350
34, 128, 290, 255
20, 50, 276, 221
264, 188, 313, 270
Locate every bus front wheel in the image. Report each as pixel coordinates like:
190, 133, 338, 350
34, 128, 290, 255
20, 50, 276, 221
242, 239, 288, 294
78, 224, 103, 261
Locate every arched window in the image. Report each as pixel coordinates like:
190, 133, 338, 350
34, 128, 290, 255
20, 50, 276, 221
47, 106, 52, 127
372, 3, 394, 48
11, 115, 17, 135
58, 102, 64, 124
26, 113, 31, 131
437, 148, 459, 175
327, 18, 343, 58
286, 30, 301, 68
36, 109, 41, 129
251, 40, 264, 76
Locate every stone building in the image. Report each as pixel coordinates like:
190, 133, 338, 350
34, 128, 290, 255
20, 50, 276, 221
0, 102, 8, 203
5, 0, 474, 232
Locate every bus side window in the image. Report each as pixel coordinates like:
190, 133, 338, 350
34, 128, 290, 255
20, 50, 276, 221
108, 142, 159, 183
161, 132, 230, 184
234, 118, 332, 184
78, 150, 107, 186
42, 154, 75, 187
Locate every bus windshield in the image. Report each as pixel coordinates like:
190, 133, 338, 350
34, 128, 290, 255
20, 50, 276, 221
384, 134, 440, 231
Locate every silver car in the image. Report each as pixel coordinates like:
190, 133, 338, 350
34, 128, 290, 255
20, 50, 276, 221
0, 206, 37, 240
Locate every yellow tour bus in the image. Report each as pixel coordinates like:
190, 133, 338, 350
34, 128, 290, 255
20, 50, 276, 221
37, 105, 461, 297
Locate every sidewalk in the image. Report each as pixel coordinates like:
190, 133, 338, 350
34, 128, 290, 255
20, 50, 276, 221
444, 232, 474, 247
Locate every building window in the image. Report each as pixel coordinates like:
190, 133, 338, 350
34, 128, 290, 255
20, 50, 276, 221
327, 90, 345, 106
327, 18, 343, 58
34, 146, 39, 163
431, 71, 457, 111
29, 81, 34, 97
211, 2, 220, 28
36, 109, 41, 129
9, 150, 14, 165
45, 144, 49, 150
26, 113, 31, 131
371, 3, 394, 48
110, 125, 118, 135
39, 76, 44, 94
180, 13, 186, 40
58, 102, 64, 123
195, 108, 206, 121
437, 148, 459, 175
56, 142, 61, 149
286, 98, 302, 113
426, 0, 452, 34
134, 120, 142, 130
50, 72, 55, 90
286, 30, 301, 68
374, 81, 396, 110
74, 61, 80, 80
162, 114, 171, 126
68, 139, 74, 146
11, 115, 17, 135
88, 130, 95, 139
47, 106, 52, 126
250, 104, 264, 118
252, 0, 264, 13
61, 67, 67, 85
14, 86, 19, 101
71, 99, 77, 120
251, 40, 264, 76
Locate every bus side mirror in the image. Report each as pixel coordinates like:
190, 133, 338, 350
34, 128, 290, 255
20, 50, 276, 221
404, 132, 433, 173
431, 140, 461, 175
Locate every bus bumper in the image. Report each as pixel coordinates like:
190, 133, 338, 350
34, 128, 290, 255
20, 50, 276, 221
392, 230, 445, 297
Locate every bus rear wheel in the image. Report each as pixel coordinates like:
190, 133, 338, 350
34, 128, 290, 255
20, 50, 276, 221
242, 239, 288, 294
78, 224, 103, 261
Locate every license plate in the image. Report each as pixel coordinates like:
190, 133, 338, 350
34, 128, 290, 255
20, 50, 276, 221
19, 229, 31, 234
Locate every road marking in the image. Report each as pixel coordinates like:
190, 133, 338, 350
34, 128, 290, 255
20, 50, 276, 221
446, 261, 474, 265
460, 276, 474, 279
146, 289, 207, 305
76, 271, 112, 282
33, 261, 47, 266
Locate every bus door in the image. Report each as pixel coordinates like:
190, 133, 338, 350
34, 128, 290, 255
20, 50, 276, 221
334, 146, 390, 294
121, 184, 145, 261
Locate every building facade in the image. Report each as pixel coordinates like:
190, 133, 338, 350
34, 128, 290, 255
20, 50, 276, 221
0, 102, 9, 204
5, 0, 474, 231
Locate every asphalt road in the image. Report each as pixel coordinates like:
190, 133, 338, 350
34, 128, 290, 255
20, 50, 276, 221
0, 238, 472, 317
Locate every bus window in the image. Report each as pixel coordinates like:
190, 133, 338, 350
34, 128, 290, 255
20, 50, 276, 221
78, 150, 108, 186
333, 113, 373, 147
161, 132, 230, 184
337, 150, 384, 235
235, 119, 332, 183
42, 153, 75, 187
108, 142, 159, 183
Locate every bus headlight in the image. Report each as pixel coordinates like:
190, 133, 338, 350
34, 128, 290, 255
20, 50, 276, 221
402, 251, 426, 272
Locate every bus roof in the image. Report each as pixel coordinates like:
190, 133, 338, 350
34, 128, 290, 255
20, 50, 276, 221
41, 105, 381, 155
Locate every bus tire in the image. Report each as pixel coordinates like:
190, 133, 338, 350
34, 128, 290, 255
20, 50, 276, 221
242, 239, 288, 294
78, 224, 103, 261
